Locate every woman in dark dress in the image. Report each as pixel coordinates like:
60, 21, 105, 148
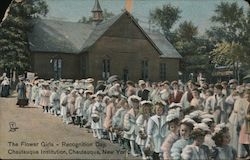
1, 77, 10, 97
16, 77, 27, 107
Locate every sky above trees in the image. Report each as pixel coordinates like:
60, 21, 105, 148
44, 0, 249, 34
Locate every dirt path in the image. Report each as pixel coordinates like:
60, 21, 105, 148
0, 95, 136, 159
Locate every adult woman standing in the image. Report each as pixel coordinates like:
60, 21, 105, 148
239, 89, 250, 159
1, 77, 10, 97
228, 87, 246, 155
16, 77, 27, 107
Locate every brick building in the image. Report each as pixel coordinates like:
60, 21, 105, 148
28, 0, 181, 82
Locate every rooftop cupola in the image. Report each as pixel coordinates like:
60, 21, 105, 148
91, 0, 103, 24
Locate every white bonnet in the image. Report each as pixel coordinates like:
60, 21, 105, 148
181, 117, 196, 125
166, 112, 179, 123
193, 123, 210, 132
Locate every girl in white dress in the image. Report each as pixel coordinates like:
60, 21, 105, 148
123, 95, 141, 156
103, 94, 118, 143
75, 89, 85, 127
135, 100, 152, 159
91, 91, 105, 139
146, 102, 168, 160
39, 83, 51, 113
49, 86, 60, 116
31, 81, 39, 107
112, 97, 129, 148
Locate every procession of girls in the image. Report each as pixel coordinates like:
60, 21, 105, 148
14, 76, 250, 160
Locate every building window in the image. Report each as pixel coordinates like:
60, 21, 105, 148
160, 63, 166, 81
53, 59, 62, 80
141, 60, 149, 80
123, 68, 129, 82
102, 59, 110, 79
81, 55, 86, 77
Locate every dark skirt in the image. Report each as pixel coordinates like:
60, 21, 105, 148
1, 85, 10, 97
16, 98, 28, 106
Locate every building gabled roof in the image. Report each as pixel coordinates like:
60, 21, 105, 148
28, 19, 93, 54
121, 11, 182, 59
144, 30, 182, 58
81, 12, 123, 51
28, 11, 181, 59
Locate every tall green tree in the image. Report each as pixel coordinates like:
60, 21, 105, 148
207, 2, 246, 43
149, 4, 214, 82
207, 2, 250, 79
0, 0, 48, 78
241, 9, 250, 75
174, 21, 214, 81
176, 21, 198, 42
149, 3, 181, 42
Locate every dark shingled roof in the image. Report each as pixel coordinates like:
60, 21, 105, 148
28, 19, 93, 53
28, 11, 181, 59
144, 30, 182, 58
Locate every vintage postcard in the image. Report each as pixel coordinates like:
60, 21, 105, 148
0, 0, 250, 159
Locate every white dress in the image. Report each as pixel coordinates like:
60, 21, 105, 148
112, 107, 127, 129
228, 96, 248, 153
123, 108, 138, 141
39, 89, 51, 107
225, 94, 236, 118
83, 99, 92, 121
160, 89, 170, 101
204, 96, 213, 113
49, 91, 60, 109
146, 114, 168, 153
31, 85, 39, 101
135, 114, 148, 146
60, 94, 69, 122
180, 91, 191, 109
75, 95, 84, 116
91, 101, 104, 130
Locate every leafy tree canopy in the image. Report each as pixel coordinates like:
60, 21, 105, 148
149, 4, 181, 38
0, 0, 48, 76
175, 21, 198, 42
